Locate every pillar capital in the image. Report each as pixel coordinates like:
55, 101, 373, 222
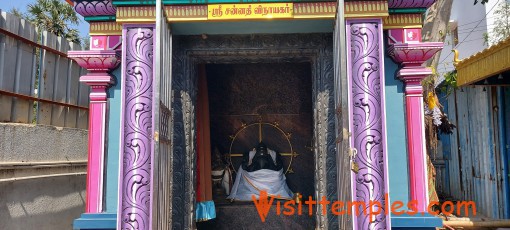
388, 42, 443, 68
68, 50, 121, 73
388, 42, 442, 95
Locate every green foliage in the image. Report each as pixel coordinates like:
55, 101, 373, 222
9, 0, 81, 44
439, 70, 458, 95
486, 2, 510, 45
483, 32, 490, 45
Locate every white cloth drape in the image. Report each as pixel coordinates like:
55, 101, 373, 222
227, 149, 293, 201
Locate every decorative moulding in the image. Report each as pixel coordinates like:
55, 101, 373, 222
387, 42, 443, 67
74, 0, 117, 17
68, 50, 121, 72
388, 0, 436, 9
79, 74, 115, 87
116, 6, 156, 23
345, 1, 389, 18
89, 22, 122, 36
383, 14, 423, 29
397, 67, 433, 83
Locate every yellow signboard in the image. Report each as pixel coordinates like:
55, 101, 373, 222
208, 3, 294, 20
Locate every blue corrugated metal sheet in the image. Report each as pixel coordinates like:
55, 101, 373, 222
439, 86, 508, 219
436, 92, 451, 195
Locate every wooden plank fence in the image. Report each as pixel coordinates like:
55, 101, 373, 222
0, 10, 89, 129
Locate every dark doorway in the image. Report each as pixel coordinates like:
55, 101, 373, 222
206, 62, 314, 200
197, 62, 315, 229
170, 34, 339, 229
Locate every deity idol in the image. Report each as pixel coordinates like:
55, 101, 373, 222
227, 142, 293, 201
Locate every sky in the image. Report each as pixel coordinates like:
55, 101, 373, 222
0, 0, 90, 39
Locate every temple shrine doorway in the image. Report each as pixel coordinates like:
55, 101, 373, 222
164, 33, 342, 229
195, 62, 315, 229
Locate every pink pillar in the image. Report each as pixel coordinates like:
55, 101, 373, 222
68, 50, 120, 213
401, 70, 432, 212
388, 40, 443, 212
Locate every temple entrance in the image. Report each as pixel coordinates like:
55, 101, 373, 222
195, 62, 315, 229
167, 33, 342, 229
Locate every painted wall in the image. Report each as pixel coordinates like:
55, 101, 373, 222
0, 123, 87, 230
105, 67, 122, 213
383, 46, 410, 205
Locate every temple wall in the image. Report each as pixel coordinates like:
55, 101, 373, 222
0, 123, 87, 230
105, 67, 122, 213
98, 34, 412, 220
383, 44, 410, 204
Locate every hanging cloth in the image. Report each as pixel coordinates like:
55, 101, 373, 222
196, 64, 215, 222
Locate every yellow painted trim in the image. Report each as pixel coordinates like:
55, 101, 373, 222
344, 1, 389, 19
383, 14, 422, 29
165, 5, 208, 22
116, 6, 156, 23
345, 13, 389, 18
89, 22, 122, 35
116, 19, 157, 23
207, 3, 294, 20
293, 2, 336, 18
167, 18, 208, 22
456, 36, 510, 86
114, 1, 407, 23
165, 2, 336, 21
293, 15, 335, 19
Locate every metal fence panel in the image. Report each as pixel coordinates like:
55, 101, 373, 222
50, 36, 71, 127
0, 11, 38, 123
0, 11, 88, 128
64, 42, 83, 128
446, 90, 461, 199
441, 86, 507, 219
77, 72, 89, 129
38, 30, 58, 126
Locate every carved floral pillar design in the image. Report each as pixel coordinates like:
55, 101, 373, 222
117, 26, 154, 230
346, 19, 390, 230
388, 42, 443, 212
68, 50, 121, 213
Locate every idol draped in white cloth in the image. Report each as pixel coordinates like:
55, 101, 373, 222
227, 148, 293, 201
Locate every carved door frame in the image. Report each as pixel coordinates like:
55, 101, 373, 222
167, 34, 340, 229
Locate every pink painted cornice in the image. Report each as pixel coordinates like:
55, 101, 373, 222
388, 0, 436, 8
68, 50, 121, 73
388, 42, 443, 67
73, 0, 116, 17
